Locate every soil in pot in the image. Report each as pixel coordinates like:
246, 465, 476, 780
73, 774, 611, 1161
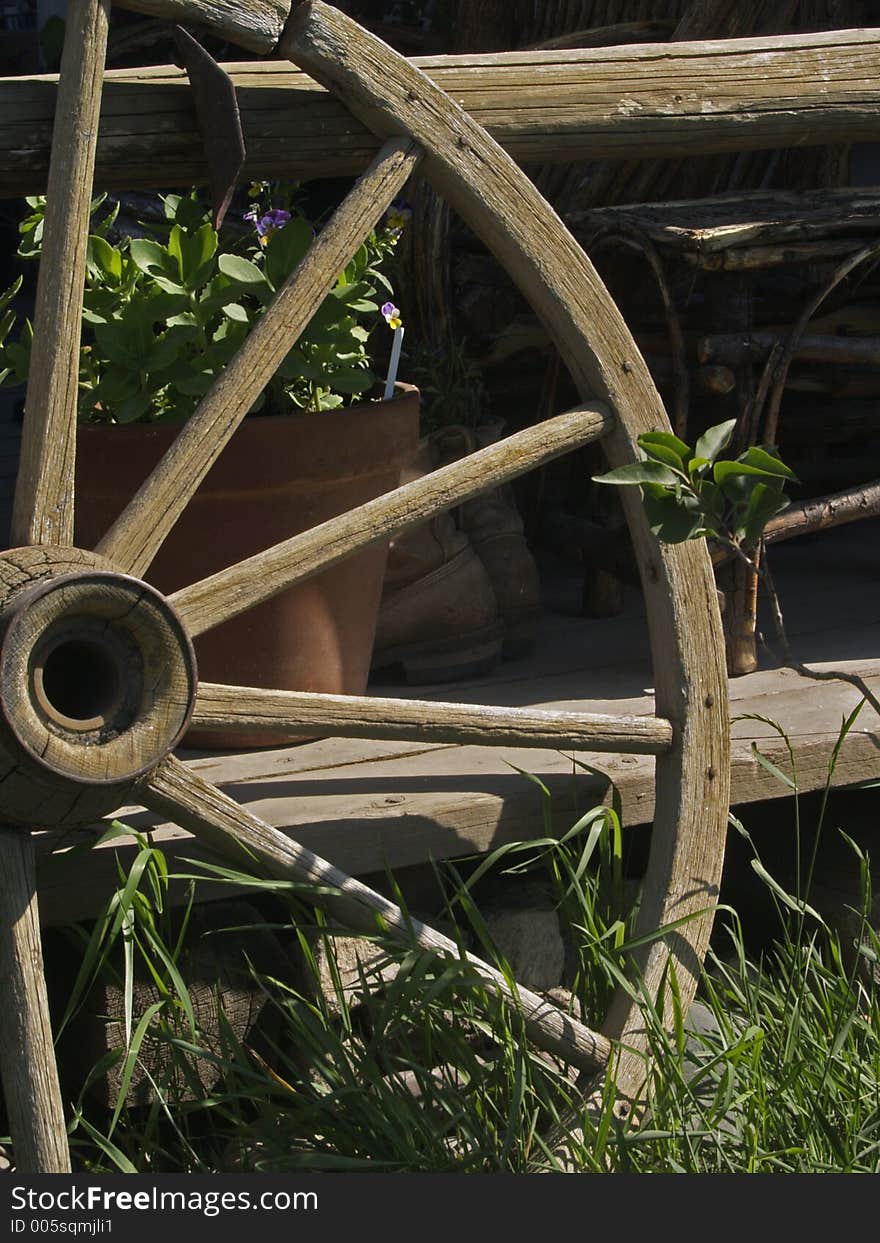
75, 386, 420, 749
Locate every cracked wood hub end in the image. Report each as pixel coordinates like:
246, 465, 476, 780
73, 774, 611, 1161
0, 549, 196, 826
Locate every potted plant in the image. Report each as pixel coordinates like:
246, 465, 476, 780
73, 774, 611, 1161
0, 188, 420, 747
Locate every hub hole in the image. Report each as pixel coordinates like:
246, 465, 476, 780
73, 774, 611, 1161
38, 637, 124, 730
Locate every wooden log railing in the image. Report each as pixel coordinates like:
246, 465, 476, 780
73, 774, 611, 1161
2, 29, 880, 196
113, 0, 290, 53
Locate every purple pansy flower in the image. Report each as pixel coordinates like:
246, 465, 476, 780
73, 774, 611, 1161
385, 200, 413, 235
245, 207, 292, 245
381, 302, 402, 330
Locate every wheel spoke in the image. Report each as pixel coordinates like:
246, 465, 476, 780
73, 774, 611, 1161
193, 682, 673, 755
0, 831, 70, 1172
144, 755, 612, 1075
170, 403, 611, 636
95, 136, 422, 578
10, 0, 110, 548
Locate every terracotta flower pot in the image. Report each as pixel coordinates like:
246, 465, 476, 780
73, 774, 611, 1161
75, 385, 420, 748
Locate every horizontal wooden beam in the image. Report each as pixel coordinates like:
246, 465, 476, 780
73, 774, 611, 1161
766, 480, 880, 546
112, 0, 292, 55
699, 331, 880, 368
192, 683, 675, 754
2, 29, 880, 197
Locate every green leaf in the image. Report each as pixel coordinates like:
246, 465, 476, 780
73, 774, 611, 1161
115, 392, 154, 423
165, 310, 199, 329
0, 275, 22, 316
315, 390, 344, 410
738, 444, 797, 480
331, 278, 370, 303
738, 483, 790, 549
0, 309, 14, 348
641, 483, 709, 543
108, 1000, 166, 1136
172, 371, 214, 397
128, 241, 185, 295
128, 237, 173, 276
92, 370, 140, 405
328, 366, 375, 395
142, 291, 190, 323
593, 460, 681, 486
750, 859, 826, 923
211, 318, 247, 347
92, 198, 120, 239
694, 418, 737, 464
143, 324, 200, 373
750, 741, 796, 790
638, 430, 692, 469
222, 302, 250, 322
172, 221, 218, 289
86, 234, 122, 282
217, 253, 270, 287
93, 321, 140, 368
713, 459, 793, 489
264, 215, 313, 289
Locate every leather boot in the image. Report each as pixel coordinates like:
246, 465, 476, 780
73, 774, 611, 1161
431, 421, 542, 657
372, 440, 504, 684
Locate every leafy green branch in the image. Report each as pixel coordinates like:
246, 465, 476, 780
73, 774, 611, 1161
592, 417, 795, 568
592, 419, 880, 715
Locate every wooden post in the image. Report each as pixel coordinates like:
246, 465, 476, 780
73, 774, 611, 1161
10, 0, 110, 548
0, 831, 70, 1173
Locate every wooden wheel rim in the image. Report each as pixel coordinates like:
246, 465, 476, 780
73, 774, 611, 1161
0, 0, 731, 1171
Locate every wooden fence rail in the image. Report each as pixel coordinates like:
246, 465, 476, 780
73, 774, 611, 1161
1, 29, 880, 196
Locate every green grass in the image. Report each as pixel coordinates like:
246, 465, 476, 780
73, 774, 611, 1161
21, 712, 880, 1174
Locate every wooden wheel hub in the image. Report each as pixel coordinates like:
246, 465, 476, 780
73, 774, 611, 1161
0, 550, 196, 826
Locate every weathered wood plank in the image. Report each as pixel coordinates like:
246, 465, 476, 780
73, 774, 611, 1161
764, 482, 880, 548
699, 331, 880, 368
682, 240, 864, 271
3, 30, 880, 196
113, 0, 291, 54
0, 831, 70, 1172
571, 188, 880, 255
192, 683, 674, 754
10, 0, 109, 547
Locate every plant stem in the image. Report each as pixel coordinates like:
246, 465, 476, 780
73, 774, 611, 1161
759, 553, 880, 716
730, 538, 880, 716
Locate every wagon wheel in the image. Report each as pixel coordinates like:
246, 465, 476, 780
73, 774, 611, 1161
0, 0, 730, 1172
